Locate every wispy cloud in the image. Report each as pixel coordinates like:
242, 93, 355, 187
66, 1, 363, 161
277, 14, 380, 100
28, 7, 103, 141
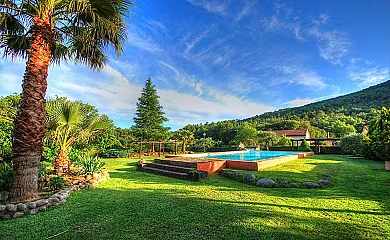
186, 0, 230, 16
287, 98, 315, 107
235, 0, 256, 22
308, 28, 349, 65
348, 66, 389, 88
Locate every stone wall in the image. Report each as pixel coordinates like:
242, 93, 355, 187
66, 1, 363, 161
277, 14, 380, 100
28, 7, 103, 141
0, 170, 109, 220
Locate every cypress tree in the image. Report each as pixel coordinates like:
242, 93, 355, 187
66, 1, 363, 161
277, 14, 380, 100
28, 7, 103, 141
134, 78, 169, 141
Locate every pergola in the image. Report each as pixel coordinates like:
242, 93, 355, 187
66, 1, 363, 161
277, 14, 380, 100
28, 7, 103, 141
291, 138, 341, 154
138, 140, 179, 158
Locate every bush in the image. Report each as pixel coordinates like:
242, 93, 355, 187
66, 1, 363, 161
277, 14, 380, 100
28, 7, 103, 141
78, 155, 106, 174
48, 176, 66, 191
42, 142, 60, 163
39, 161, 53, 179
0, 161, 13, 191
276, 135, 292, 146
339, 134, 363, 156
100, 149, 129, 158
299, 139, 312, 152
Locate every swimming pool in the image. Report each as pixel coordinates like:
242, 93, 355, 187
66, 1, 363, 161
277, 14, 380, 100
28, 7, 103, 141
204, 150, 301, 161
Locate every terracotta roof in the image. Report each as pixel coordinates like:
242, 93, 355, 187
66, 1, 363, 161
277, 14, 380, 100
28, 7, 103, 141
269, 129, 308, 137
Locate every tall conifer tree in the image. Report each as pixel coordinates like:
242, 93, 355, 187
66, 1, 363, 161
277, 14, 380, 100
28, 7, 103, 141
134, 78, 169, 140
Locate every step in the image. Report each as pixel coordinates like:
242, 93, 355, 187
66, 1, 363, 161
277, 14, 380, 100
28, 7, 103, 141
143, 166, 189, 180
146, 163, 195, 173
154, 159, 197, 168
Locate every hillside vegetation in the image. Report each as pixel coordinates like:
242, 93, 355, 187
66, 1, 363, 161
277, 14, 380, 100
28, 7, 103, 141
184, 80, 390, 144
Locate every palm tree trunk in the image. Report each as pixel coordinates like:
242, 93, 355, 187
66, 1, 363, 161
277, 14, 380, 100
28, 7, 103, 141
54, 149, 71, 176
9, 18, 53, 202
181, 140, 187, 153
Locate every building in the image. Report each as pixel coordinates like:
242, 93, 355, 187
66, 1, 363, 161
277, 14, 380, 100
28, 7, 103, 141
362, 125, 369, 135
269, 129, 311, 140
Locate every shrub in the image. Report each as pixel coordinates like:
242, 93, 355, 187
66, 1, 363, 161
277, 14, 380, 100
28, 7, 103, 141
276, 135, 292, 146
339, 134, 364, 156
48, 176, 66, 191
69, 148, 86, 165
299, 139, 312, 152
0, 161, 13, 191
42, 142, 60, 163
78, 155, 106, 174
39, 161, 53, 179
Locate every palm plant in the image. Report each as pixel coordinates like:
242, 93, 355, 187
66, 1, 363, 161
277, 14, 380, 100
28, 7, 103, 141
174, 130, 195, 153
46, 100, 109, 175
1, 0, 133, 201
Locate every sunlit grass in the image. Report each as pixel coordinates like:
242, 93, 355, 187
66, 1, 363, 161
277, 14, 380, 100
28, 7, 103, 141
1, 155, 389, 239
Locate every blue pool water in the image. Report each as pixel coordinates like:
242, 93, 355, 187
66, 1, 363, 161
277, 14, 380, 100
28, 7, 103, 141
204, 150, 300, 161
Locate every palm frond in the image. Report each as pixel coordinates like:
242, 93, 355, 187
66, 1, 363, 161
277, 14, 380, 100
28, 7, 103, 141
0, 33, 29, 58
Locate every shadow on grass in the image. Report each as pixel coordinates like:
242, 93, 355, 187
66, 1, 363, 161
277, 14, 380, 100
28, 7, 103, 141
0, 155, 390, 239
0, 186, 380, 240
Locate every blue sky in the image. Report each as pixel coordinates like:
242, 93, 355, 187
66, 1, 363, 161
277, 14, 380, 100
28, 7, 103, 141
1, 0, 389, 130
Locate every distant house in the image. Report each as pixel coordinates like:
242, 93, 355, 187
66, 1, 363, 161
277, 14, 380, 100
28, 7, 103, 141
362, 125, 369, 134
269, 129, 311, 140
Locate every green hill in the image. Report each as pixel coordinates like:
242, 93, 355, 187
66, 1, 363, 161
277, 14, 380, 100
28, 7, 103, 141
247, 80, 390, 121
184, 80, 390, 143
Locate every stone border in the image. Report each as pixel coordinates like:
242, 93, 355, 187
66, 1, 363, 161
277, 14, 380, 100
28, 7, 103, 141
221, 169, 332, 189
0, 170, 109, 220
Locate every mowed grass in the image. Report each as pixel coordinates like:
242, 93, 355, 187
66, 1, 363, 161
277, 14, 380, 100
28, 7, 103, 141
1, 155, 390, 240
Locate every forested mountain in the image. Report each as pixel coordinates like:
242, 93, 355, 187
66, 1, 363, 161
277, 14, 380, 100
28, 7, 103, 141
248, 80, 390, 120
183, 80, 390, 144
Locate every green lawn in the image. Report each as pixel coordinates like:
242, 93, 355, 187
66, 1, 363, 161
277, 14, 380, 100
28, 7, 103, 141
1, 155, 390, 239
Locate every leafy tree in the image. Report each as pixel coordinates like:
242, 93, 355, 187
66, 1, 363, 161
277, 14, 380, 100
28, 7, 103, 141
331, 121, 356, 137
133, 78, 169, 141
0, 94, 20, 161
46, 100, 110, 175
299, 139, 312, 152
174, 129, 195, 153
1, 0, 133, 201
234, 123, 258, 146
364, 107, 390, 161
276, 135, 292, 146
340, 134, 363, 156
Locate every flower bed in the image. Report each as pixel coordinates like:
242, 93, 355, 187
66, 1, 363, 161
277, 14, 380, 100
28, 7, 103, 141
0, 170, 109, 220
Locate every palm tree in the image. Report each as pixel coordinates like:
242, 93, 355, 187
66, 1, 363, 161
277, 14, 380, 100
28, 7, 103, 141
174, 130, 195, 153
46, 100, 109, 175
1, 0, 133, 202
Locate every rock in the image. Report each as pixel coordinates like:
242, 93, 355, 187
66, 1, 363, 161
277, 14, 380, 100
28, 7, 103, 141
26, 202, 37, 209
323, 174, 332, 180
229, 172, 243, 180
303, 182, 320, 189
16, 203, 26, 211
290, 183, 299, 188
243, 174, 256, 184
53, 194, 64, 201
0, 205, 6, 211
1, 214, 11, 220
13, 212, 24, 218
29, 209, 39, 214
5, 204, 17, 212
35, 199, 48, 207
48, 197, 60, 203
256, 178, 276, 188
0, 191, 9, 201
317, 179, 331, 186
277, 178, 289, 184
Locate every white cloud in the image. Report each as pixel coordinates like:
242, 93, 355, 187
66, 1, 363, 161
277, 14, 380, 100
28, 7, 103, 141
187, 0, 229, 16
287, 98, 315, 107
235, 0, 256, 22
183, 27, 214, 55
308, 28, 349, 65
127, 25, 162, 52
348, 66, 389, 88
